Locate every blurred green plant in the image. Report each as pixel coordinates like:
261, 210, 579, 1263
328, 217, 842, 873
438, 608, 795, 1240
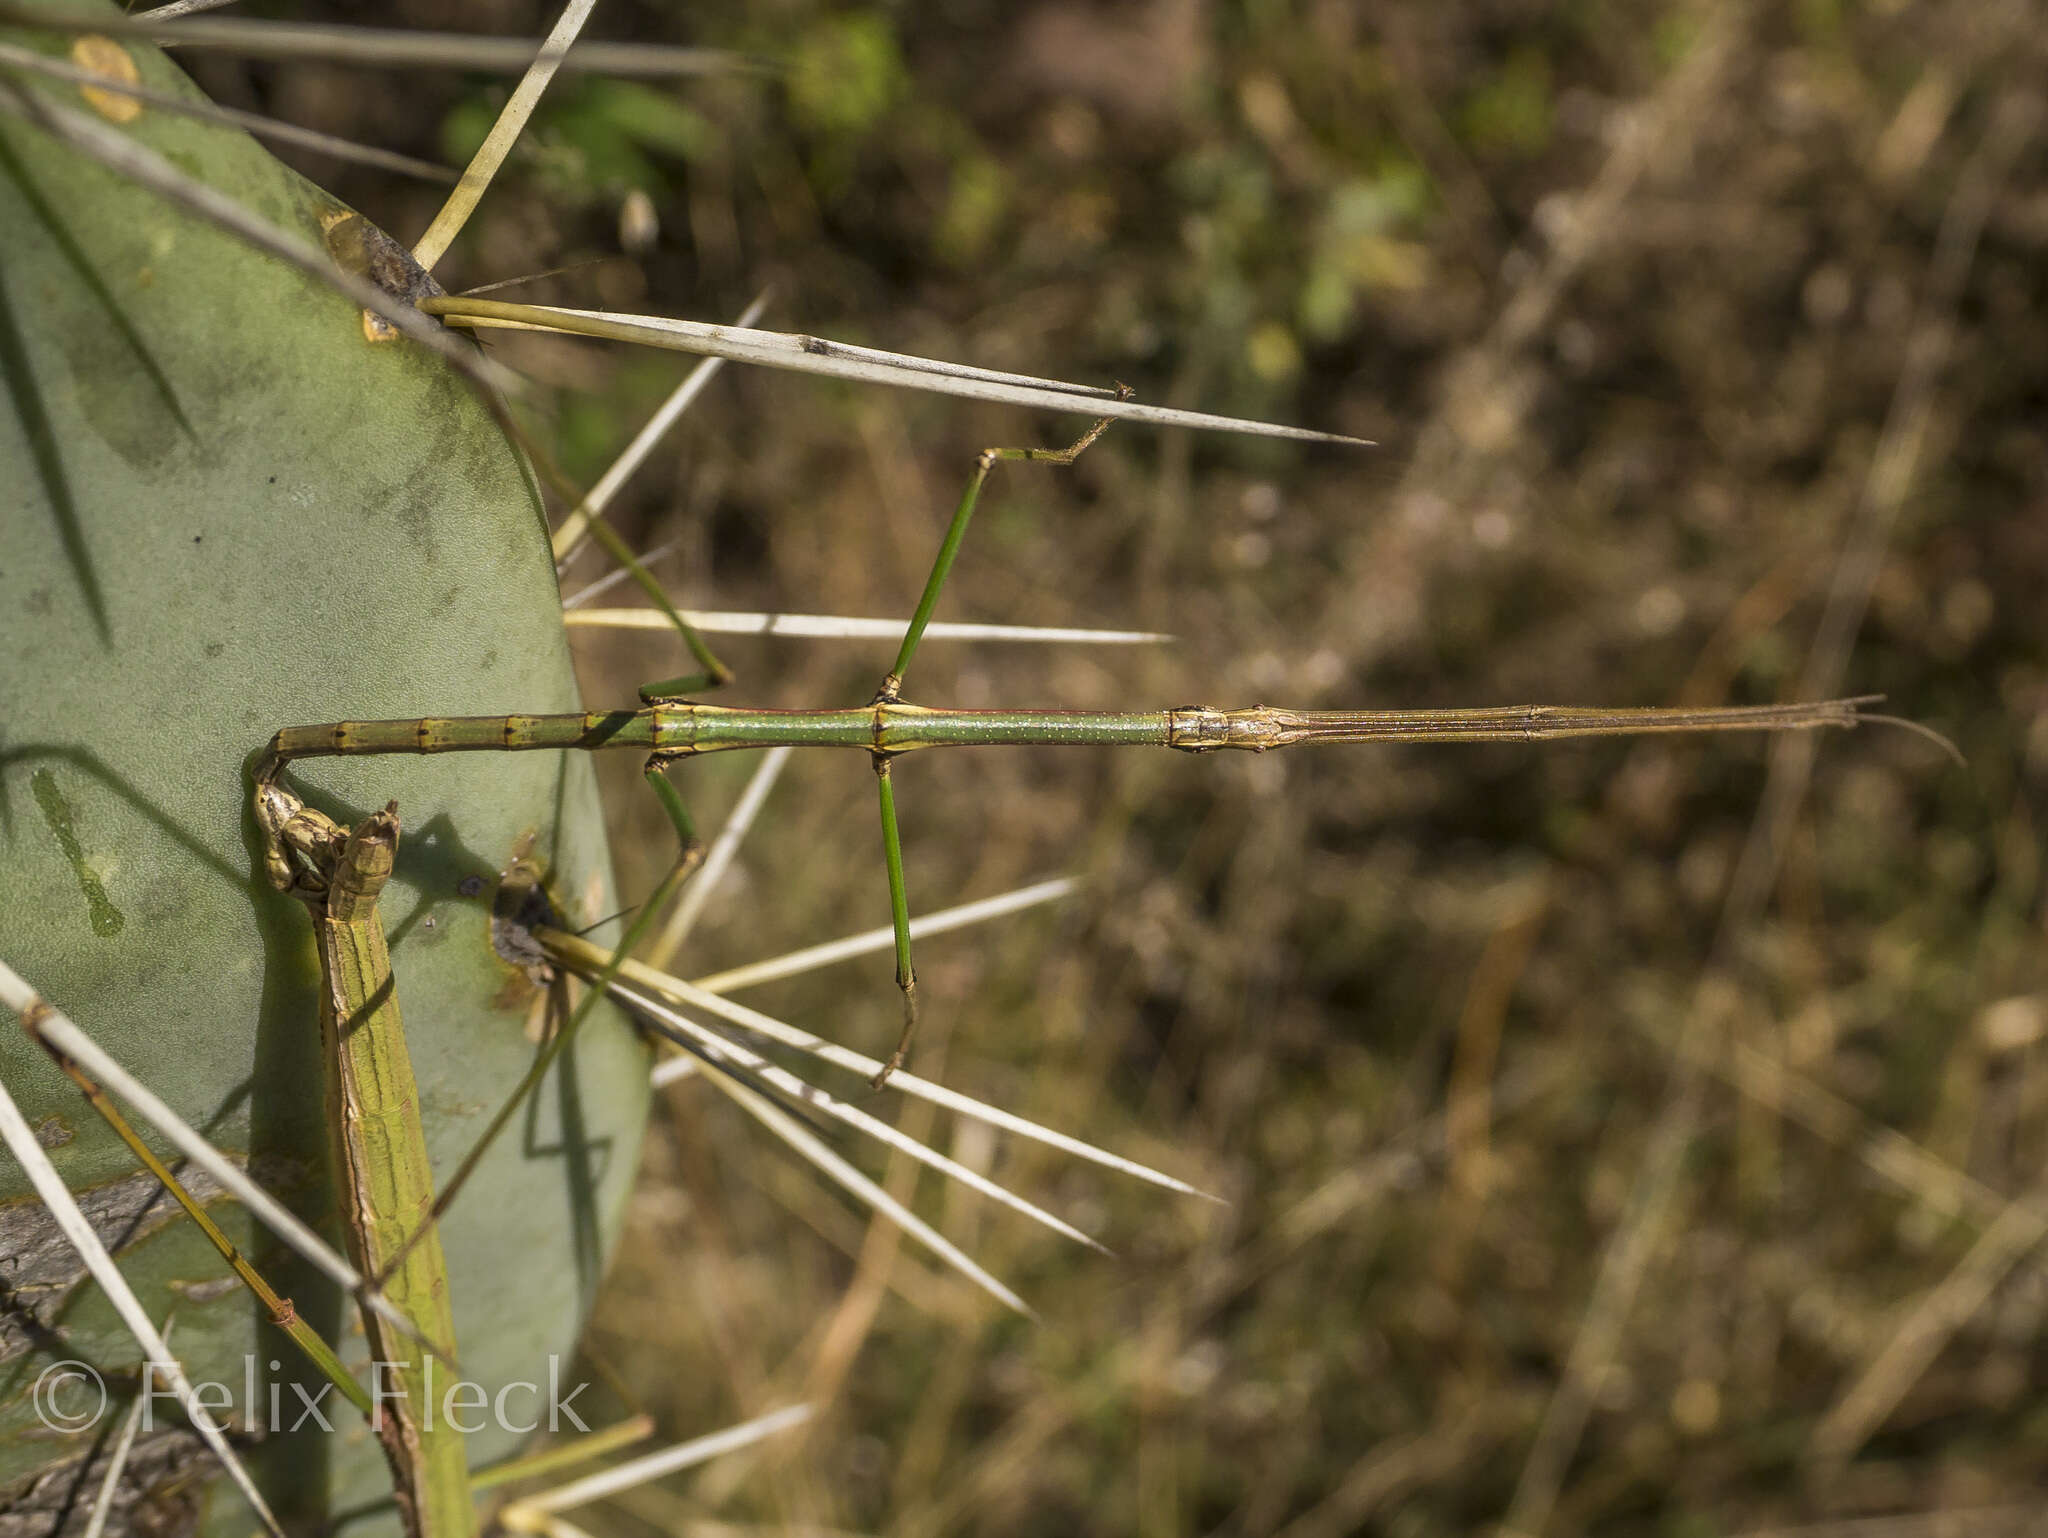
443, 75, 714, 207
1461, 45, 1553, 159
1300, 160, 1434, 341
785, 12, 905, 193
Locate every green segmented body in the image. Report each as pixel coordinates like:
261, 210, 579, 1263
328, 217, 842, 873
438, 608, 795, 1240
259, 695, 1875, 773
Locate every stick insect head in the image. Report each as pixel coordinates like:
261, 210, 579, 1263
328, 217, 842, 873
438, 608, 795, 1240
252, 776, 348, 899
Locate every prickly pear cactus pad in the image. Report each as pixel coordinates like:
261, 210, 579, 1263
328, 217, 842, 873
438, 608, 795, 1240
0, 4, 649, 1532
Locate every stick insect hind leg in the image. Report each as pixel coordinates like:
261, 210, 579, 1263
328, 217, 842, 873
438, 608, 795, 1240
858, 397, 1129, 1087
530, 448, 735, 700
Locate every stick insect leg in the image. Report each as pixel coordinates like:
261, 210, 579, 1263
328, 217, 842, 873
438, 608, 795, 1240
521, 422, 736, 699
27, 1027, 374, 1416
568, 509, 734, 700
869, 757, 916, 1088
374, 753, 704, 1288
867, 396, 1128, 1087
877, 394, 1128, 703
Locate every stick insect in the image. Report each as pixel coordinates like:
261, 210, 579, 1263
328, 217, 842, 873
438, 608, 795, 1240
227, 414, 1877, 1538
245, 371, 1882, 1273
0, 10, 1923, 1537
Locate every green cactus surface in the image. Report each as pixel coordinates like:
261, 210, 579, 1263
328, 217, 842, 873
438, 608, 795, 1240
0, 5, 650, 1533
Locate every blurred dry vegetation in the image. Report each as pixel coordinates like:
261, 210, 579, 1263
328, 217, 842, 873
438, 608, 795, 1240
183, 0, 2048, 1532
